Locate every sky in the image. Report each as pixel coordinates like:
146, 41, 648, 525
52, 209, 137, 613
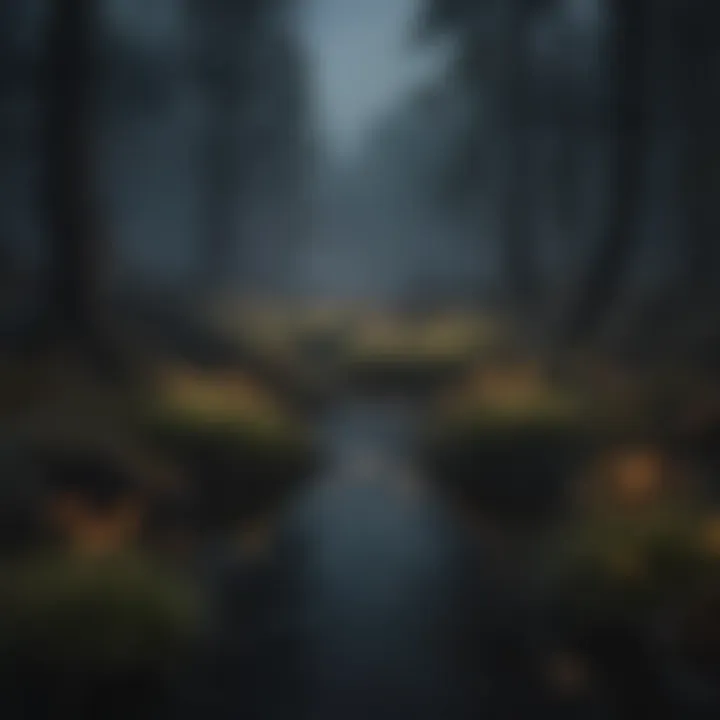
298, 0, 452, 158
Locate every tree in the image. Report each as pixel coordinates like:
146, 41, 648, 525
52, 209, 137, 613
190, 0, 255, 293
563, 0, 651, 346
190, 0, 313, 297
252, 19, 314, 296
42, 0, 104, 351
672, 2, 720, 359
420, 0, 558, 327
494, 0, 543, 319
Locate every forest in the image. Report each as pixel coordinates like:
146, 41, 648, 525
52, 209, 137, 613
2, 0, 720, 718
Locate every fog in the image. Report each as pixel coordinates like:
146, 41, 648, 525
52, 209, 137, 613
3, 0, 719, 355
5, 3, 720, 720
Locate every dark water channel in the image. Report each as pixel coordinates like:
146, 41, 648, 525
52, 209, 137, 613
286, 398, 476, 720
182, 397, 615, 720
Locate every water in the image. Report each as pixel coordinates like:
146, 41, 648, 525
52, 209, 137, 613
287, 398, 474, 719
225, 397, 566, 720
0, 397, 607, 719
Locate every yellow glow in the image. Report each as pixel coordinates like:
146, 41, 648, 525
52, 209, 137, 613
610, 449, 663, 506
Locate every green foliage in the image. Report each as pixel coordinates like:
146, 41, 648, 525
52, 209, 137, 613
133, 366, 311, 459
139, 398, 307, 456
438, 391, 583, 439
0, 550, 202, 671
546, 508, 720, 628
432, 364, 588, 441
129, 366, 317, 532
425, 366, 590, 526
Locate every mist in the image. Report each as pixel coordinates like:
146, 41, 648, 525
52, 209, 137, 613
4, 2, 720, 720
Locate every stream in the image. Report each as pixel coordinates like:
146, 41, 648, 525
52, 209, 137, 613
194, 397, 601, 720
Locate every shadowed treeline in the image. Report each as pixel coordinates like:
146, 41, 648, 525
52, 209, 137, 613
3, 1, 720, 719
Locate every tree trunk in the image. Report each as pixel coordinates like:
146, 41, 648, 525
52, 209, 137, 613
552, 75, 579, 248
201, 91, 242, 294
43, 0, 103, 350
496, 0, 537, 325
564, 0, 651, 347
675, 8, 720, 361
194, 0, 255, 297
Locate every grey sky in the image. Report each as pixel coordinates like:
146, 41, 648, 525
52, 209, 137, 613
298, 0, 451, 157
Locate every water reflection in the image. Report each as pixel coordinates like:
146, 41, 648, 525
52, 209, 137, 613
0, 397, 604, 720
260, 399, 553, 720
280, 399, 467, 719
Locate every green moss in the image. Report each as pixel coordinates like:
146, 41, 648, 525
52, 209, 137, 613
0, 550, 202, 671
131, 373, 312, 464
546, 508, 720, 625
129, 378, 317, 532
433, 385, 588, 448
140, 401, 307, 454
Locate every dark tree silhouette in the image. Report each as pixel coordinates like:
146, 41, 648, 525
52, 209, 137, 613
563, 0, 651, 346
495, 0, 543, 318
672, 3, 720, 359
191, 0, 262, 293
420, 0, 559, 327
191, 0, 311, 297
43, 0, 105, 351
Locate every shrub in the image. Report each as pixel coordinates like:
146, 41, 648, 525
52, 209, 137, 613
133, 365, 317, 531
426, 366, 589, 527
0, 550, 201, 671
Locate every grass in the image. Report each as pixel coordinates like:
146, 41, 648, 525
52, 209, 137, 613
206, 300, 345, 409
0, 549, 201, 671
132, 362, 317, 532
205, 300, 509, 397
423, 363, 601, 529
340, 312, 503, 395
435, 363, 584, 434
345, 313, 498, 363
545, 505, 720, 637
0, 345, 318, 551
135, 362, 310, 454
540, 426, 720, 679
427, 363, 593, 465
